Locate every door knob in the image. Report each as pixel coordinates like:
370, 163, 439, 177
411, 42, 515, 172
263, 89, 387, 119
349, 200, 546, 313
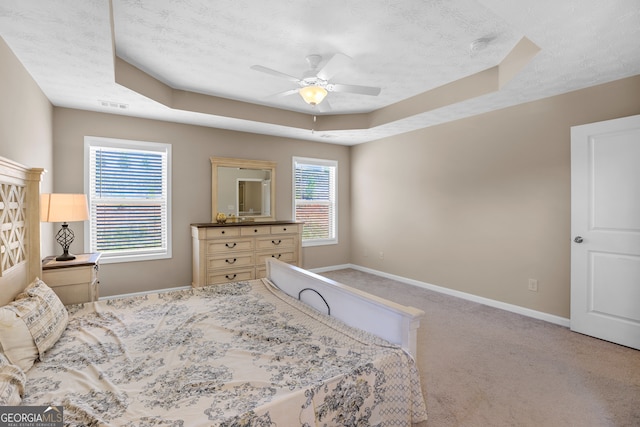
574, 236, 584, 243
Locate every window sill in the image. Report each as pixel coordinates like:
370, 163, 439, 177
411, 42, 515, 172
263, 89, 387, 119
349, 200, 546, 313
98, 251, 172, 264
302, 239, 338, 248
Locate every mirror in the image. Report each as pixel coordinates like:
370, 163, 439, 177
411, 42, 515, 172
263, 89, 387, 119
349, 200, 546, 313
211, 157, 276, 222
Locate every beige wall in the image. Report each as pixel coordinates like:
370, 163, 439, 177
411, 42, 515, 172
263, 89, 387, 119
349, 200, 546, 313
0, 37, 55, 254
4, 30, 640, 318
351, 75, 640, 318
52, 108, 351, 296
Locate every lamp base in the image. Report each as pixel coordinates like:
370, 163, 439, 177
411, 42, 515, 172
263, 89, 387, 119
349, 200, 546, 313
56, 252, 77, 262
55, 223, 76, 262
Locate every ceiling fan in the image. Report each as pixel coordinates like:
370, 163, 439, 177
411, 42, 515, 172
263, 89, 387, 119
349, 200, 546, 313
250, 53, 381, 111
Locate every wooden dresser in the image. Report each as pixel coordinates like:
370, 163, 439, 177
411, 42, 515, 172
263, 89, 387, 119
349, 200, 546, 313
191, 221, 302, 287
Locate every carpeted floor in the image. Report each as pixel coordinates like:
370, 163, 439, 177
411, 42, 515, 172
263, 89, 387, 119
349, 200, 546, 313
320, 268, 640, 427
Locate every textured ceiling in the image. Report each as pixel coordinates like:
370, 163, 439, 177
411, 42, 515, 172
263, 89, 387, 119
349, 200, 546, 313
1, 0, 639, 145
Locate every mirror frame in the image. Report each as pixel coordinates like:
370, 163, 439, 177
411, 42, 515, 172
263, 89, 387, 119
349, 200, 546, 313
211, 156, 277, 222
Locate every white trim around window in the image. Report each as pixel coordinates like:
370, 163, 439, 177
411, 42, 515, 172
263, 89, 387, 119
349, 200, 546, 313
292, 156, 338, 247
84, 136, 172, 264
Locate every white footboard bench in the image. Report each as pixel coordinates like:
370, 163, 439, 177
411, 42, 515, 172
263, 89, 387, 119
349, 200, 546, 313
265, 258, 424, 359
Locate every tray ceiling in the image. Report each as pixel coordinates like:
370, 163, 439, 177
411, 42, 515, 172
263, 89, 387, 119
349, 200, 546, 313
1, 0, 639, 145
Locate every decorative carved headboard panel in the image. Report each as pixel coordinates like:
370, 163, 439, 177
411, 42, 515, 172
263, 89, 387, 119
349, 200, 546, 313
0, 182, 27, 273
0, 156, 44, 306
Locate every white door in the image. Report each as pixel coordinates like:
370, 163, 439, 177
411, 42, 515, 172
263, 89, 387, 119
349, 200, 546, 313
571, 114, 640, 350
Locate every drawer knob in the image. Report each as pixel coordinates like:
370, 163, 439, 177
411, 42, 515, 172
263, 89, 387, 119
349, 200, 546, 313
225, 258, 237, 264
283, 227, 287, 231
272, 239, 282, 245
221, 230, 225, 234
225, 274, 237, 280
225, 242, 237, 248
254, 229, 258, 233
271, 254, 282, 259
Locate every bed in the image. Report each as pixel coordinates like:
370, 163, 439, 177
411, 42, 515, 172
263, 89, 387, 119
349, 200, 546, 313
0, 155, 427, 426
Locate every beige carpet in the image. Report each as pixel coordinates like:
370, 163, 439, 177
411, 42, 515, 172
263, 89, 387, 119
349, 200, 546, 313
320, 268, 640, 427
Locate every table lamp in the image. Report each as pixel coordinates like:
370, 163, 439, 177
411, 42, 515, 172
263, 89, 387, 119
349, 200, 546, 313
41, 193, 89, 261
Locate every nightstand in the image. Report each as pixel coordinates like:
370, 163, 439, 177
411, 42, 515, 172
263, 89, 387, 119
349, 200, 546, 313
42, 253, 101, 305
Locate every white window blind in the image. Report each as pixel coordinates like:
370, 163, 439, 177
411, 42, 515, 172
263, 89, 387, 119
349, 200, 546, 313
293, 157, 337, 246
85, 137, 171, 263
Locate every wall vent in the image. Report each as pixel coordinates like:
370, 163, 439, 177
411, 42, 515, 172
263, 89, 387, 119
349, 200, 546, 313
99, 100, 129, 110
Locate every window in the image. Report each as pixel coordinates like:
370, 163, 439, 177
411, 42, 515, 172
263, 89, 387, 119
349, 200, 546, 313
293, 157, 337, 246
84, 137, 171, 263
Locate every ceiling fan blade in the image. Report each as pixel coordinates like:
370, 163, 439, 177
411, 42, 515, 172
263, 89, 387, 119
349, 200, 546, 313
328, 83, 381, 96
250, 65, 300, 83
268, 89, 300, 99
316, 53, 351, 81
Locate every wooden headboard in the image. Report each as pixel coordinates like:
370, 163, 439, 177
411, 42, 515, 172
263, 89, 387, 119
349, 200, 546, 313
0, 156, 45, 306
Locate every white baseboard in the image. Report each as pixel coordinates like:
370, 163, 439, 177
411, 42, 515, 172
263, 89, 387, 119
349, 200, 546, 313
311, 264, 352, 273
311, 264, 570, 328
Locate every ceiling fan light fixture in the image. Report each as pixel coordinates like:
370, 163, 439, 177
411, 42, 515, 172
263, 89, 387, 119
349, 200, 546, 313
299, 86, 327, 106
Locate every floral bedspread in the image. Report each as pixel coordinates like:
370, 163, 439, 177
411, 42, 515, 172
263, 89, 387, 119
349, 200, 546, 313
23, 279, 427, 426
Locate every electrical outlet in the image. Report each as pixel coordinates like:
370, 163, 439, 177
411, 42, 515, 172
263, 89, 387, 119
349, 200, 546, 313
379, 251, 384, 260
528, 278, 538, 292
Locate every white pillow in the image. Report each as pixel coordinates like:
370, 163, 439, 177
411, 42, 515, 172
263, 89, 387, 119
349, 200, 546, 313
0, 300, 39, 371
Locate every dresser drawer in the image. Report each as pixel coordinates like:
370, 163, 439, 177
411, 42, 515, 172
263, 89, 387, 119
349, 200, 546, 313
271, 224, 298, 234
255, 266, 267, 279
205, 227, 240, 238
207, 268, 254, 285
207, 253, 254, 269
206, 238, 254, 254
240, 226, 271, 236
255, 236, 296, 250
256, 251, 296, 266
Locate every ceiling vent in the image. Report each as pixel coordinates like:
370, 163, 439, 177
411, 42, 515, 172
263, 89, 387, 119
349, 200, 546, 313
99, 100, 129, 110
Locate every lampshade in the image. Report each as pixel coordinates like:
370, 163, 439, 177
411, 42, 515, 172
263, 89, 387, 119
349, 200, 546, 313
299, 86, 328, 106
41, 193, 89, 223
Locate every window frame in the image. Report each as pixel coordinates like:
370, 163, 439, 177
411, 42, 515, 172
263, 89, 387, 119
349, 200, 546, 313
292, 156, 338, 247
84, 136, 172, 264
